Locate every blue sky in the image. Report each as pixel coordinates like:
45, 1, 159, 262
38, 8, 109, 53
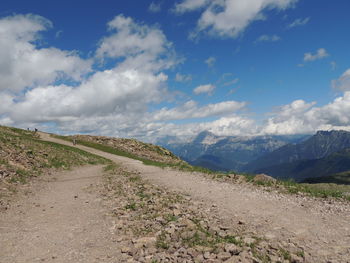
1, 0, 350, 141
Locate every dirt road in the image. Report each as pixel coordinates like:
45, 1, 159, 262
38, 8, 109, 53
0, 166, 121, 263
40, 133, 350, 262
1, 132, 349, 262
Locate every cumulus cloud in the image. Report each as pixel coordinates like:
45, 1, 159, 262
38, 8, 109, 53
261, 91, 350, 135
255, 34, 281, 43
332, 69, 350, 91
174, 0, 298, 38
304, 48, 329, 62
173, 0, 210, 14
287, 17, 310, 28
0, 93, 14, 115
205, 56, 216, 67
0, 14, 176, 136
223, 78, 239, 87
175, 73, 192, 82
194, 84, 215, 95
0, 14, 92, 93
148, 2, 162, 13
96, 15, 177, 72
153, 100, 246, 121
10, 70, 168, 123
3, 13, 350, 141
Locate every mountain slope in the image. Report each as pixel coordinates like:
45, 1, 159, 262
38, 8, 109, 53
255, 147, 350, 182
159, 131, 308, 172
245, 130, 350, 173
303, 171, 350, 185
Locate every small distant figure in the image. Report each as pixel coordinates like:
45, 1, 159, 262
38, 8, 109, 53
73, 138, 77, 145
33, 128, 38, 135
27, 128, 29, 131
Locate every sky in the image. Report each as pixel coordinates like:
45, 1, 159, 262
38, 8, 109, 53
1, 0, 350, 142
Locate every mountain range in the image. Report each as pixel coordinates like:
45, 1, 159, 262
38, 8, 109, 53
248, 130, 350, 182
157, 130, 350, 184
157, 131, 308, 172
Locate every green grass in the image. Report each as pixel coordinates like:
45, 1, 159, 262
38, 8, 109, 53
53, 134, 215, 174
51, 133, 350, 201
0, 126, 109, 185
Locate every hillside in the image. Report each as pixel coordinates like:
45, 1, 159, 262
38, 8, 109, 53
64, 134, 184, 166
0, 126, 107, 210
255, 148, 350, 182
245, 130, 350, 173
303, 171, 350, 185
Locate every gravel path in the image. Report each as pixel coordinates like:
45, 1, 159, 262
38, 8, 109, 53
0, 165, 121, 263
39, 133, 350, 262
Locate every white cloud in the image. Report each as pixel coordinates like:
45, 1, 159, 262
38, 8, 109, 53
0, 14, 92, 93
223, 78, 239, 87
0, 93, 14, 115
261, 91, 350, 135
3, 13, 350, 142
287, 17, 310, 28
332, 69, 350, 91
255, 34, 281, 43
175, 73, 192, 82
96, 15, 177, 72
174, 0, 298, 38
173, 0, 210, 14
330, 61, 337, 71
9, 70, 168, 123
194, 84, 215, 95
304, 48, 329, 62
205, 56, 216, 67
149, 2, 162, 13
0, 14, 176, 138
153, 100, 246, 121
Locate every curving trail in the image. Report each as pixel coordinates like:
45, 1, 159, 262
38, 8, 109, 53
0, 165, 121, 263
1, 132, 349, 262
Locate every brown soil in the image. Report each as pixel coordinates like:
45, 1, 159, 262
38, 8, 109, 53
0, 166, 121, 263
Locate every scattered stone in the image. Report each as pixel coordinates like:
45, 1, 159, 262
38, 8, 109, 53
243, 237, 256, 245
217, 252, 231, 260
253, 173, 277, 184
224, 244, 241, 255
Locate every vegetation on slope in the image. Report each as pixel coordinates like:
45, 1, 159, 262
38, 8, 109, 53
303, 171, 350, 185
0, 126, 108, 208
53, 134, 214, 174
54, 133, 350, 201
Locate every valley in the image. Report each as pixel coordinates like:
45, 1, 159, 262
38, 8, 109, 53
159, 130, 350, 184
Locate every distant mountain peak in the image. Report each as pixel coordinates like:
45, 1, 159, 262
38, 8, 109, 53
316, 130, 350, 136
192, 130, 221, 145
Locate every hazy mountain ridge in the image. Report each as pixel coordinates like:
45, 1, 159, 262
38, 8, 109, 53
255, 147, 350, 182
246, 130, 350, 170
158, 131, 308, 171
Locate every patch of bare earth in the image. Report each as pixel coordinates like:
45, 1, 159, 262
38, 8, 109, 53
0, 166, 121, 263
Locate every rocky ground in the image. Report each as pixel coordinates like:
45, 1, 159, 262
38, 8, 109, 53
101, 164, 306, 263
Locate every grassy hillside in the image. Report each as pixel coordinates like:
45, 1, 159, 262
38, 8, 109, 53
0, 126, 108, 207
256, 148, 350, 182
303, 171, 350, 185
53, 134, 215, 174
